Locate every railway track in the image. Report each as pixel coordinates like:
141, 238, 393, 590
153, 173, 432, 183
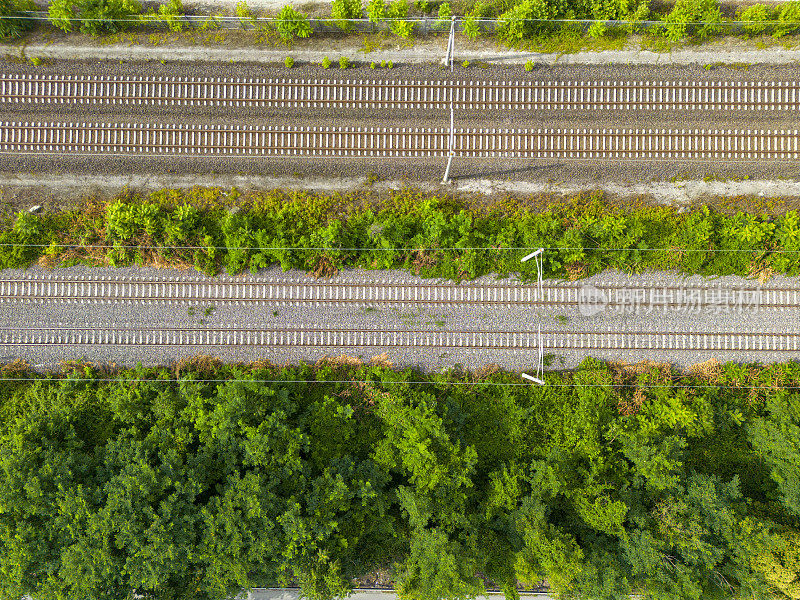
2, 122, 799, 160
1, 74, 797, 112
1, 324, 799, 352
0, 274, 779, 310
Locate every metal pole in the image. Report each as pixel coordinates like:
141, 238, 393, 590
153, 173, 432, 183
441, 16, 457, 184
444, 16, 456, 70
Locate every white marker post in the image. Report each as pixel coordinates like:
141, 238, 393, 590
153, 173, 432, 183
521, 324, 545, 385
442, 105, 455, 184
520, 247, 544, 302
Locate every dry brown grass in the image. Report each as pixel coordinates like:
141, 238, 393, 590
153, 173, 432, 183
748, 262, 776, 284
685, 357, 723, 383
309, 255, 339, 278
317, 355, 363, 368
565, 261, 588, 280
369, 352, 393, 368
1, 358, 30, 375
175, 354, 223, 377
410, 248, 439, 274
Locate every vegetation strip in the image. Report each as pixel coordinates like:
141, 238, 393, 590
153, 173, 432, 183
4, 0, 800, 54
1, 355, 799, 600
2, 188, 799, 281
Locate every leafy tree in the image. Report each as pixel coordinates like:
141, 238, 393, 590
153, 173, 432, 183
738, 3, 774, 35
0, 0, 35, 39
662, 0, 722, 41
775, 1, 800, 37
48, 0, 143, 35
747, 392, 800, 517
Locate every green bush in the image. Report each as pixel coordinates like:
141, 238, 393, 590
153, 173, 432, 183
662, 0, 722, 40
461, 59, 470, 67
0, 0, 35, 40
275, 4, 312, 41
367, 0, 385, 21
775, 1, 800, 37
285, 55, 295, 67
738, 3, 774, 35
322, 55, 332, 68
434, 1, 450, 29
370, 61, 377, 67
387, 0, 415, 37
48, 0, 143, 34
461, 0, 486, 39
524, 58, 534, 70
496, 0, 556, 45
387, 59, 393, 67
339, 55, 350, 68
380, 59, 387, 67
141, 0, 184, 32
235, 0, 255, 25
332, 0, 362, 30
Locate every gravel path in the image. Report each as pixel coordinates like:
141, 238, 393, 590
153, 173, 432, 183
1, 264, 796, 373
8, 37, 800, 66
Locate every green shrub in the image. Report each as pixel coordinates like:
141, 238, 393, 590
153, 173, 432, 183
367, 0, 385, 22
738, 3, 774, 35
524, 59, 534, 70
387, 60, 393, 68
775, 1, 800, 37
370, 61, 376, 68
235, 0, 255, 27
434, 1, 450, 29
339, 56, 350, 68
461, 59, 470, 67
322, 55, 332, 68
380, 59, 387, 67
662, 0, 722, 40
387, 0, 415, 37
332, 0, 362, 30
461, 1, 486, 39
496, 0, 556, 45
48, 0, 143, 34
0, 0, 36, 40
275, 4, 312, 41
285, 55, 295, 67
142, 0, 184, 32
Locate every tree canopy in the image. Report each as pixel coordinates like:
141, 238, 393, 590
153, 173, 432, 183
0, 357, 798, 600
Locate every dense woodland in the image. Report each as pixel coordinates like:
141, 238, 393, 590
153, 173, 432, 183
0, 357, 799, 600
1, 188, 798, 282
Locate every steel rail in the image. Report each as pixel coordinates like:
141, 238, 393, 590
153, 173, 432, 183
1, 325, 799, 352
0, 74, 797, 111
2, 122, 799, 160
0, 275, 780, 309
